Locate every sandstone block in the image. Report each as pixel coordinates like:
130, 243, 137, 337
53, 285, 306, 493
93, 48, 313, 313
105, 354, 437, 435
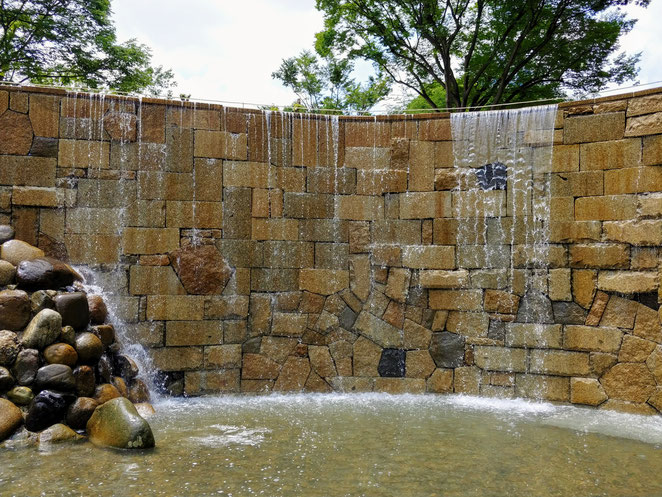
625, 112, 662, 137
299, 269, 349, 295
603, 220, 662, 246
575, 195, 637, 221
597, 271, 658, 294
129, 265, 185, 295
604, 166, 662, 194
564, 112, 624, 144
505, 323, 562, 348
344, 147, 390, 169
529, 350, 589, 376
643, 135, 662, 166
0, 156, 56, 187
274, 357, 310, 392
426, 368, 454, 393
634, 305, 662, 342
399, 191, 451, 219
337, 195, 384, 221
564, 325, 623, 353
165, 321, 223, 346
473, 346, 526, 373
445, 312, 489, 338
150, 347, 203, 371
0, 110, 33, 155
569, 244, 629, 269
619, 335, 656, 362
550, 171, 603, 197
122, 228, 179, 255
251, 219, 299, 241
402, 246, 455, 270
419, 119, 451, 141
600, 296, 638, 329
166, 201, 222, 229
570, 377, 608, 406
419, 270, 469, 289
601, 363, 656, 403
146, 296, 204, 321
516, 374, 569, 402
29, 94, 59, 137
484, 290, 520, 314
429, 290, 482, 311
353, 311, 403, 348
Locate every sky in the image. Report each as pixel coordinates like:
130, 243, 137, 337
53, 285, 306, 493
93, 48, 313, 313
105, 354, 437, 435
112, 0, 662, 108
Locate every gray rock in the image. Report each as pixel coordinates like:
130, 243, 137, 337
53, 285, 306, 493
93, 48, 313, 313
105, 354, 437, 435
377, 348, 406, 377
487, 320, 506, 341
37, 423, 83, 445
338, 306, 357, 330
0, 330, 19, 367
430, 332, 466, 368
30, 290, 56, 313
87, 397, 155, 449
0, 225, 14, 244
0, 289, 30, 331
13, 349, 40, 385
55, 292, 89, 330
516, 290, 554, 324
22, 309, 62, 350
552, 301, 588, 325
33, 364, 75, 392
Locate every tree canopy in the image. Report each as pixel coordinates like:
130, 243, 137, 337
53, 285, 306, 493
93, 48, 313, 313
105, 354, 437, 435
312, 0, 649, 110
0, 0, 176, 95
272, 49, 390, 114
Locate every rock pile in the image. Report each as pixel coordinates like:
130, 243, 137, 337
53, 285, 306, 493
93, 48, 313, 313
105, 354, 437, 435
0, 227, 154, 449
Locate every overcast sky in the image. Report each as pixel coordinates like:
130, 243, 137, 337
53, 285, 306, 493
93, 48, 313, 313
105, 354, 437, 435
112, 0, 662, 108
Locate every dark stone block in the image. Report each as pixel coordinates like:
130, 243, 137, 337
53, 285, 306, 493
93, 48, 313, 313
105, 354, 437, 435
242, 337, 262, 354
632, 292, 660, 311
378, 348, 406, 377
0, 225, 14, 244
338, 306, 357, 330
475, 162, 507, 190
487, 320, 506, 341
516, 290, 554, 324
29, 137, 58, 158
552, 302, 588, 325
430, 332, 466, 368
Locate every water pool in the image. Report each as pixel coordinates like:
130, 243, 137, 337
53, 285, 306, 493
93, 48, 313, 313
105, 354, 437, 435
2, 393, 662, 497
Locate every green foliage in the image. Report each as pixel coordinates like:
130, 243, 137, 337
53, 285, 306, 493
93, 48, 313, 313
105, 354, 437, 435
314, 0, 649, 110
272, 49, 390, 114
0, 0, 176, 95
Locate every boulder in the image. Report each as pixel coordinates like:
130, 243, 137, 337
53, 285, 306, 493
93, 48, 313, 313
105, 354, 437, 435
16, 257, 76, 290
92, 324, 115, 347
22, 308, 62, 349
0, 239, 44, 266
87, 295, 108, 324
0, 260, 15, 285
0, 398, 23, 442
169, 245, 233, 295
0, 225, 15, 244
65, 397, 99, 430
0, 366, 14, 392
0, 289, 31, 331
25, 390, 71, 432
6, 386, 34, 405
43, 343, 78, 367
33, 364, 75, 392
30, 290, 56, 313
55, 292, 89, 330
73, 365, 96, 397
128, 379, 150, 403
86, 397, 155, 449
37, 423, 83, 445
115, 354, 139, 381
75, 332, 103, 364
0, 329, 19, 367
94, 383, 122, 404
12, 349, 39, 385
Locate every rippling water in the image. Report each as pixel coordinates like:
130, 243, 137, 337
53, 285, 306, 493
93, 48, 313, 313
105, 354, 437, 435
2, 394, 662, 496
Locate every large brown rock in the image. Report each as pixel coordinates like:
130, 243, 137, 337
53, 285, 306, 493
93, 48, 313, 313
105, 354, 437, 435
0, 289, 30, 331
87, 397, 155, 449
0, 330, 19, 367
37, 423, 83, 445
73, 365, 96, 397
0, 239, 44, 266
0, 398, 23, 442
75, 332, 103, 364
601, 363, 656, 403
66, 397, 99, 430
33, 364, 75, 392
0, 110, 33, 155
55, 292, 90, 330
128, 379, 150, 403
87, 295, 108, 324
43, 343, 78, 367
94, 383, 122, 404
16, 257, 77, 290
169, 245, 232, 295
21, 308, 62, 349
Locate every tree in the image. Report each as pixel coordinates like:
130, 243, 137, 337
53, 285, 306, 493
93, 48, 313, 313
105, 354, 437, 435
272, 49, 390, 114
314, 0, 650, 110
0, 0, 176, 96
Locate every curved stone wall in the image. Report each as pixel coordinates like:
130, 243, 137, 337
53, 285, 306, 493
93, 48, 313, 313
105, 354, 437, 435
1, 84, 662, 413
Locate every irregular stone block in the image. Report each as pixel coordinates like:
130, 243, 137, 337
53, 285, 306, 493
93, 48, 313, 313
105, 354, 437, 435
430, 332, 466, 368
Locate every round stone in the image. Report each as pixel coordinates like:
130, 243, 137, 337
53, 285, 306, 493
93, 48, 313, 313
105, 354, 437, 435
128, 379, 150, 403
73, 365, 96, 397
92, 324, 115, 347
33, 364, 75, 392
75, 332, 103, 364
6, 386, 34, 406
0, 239, 44, 266
0, 366, 15, 392
86, 397, 155, 449
0, 330, 19, 367
21, 308, 62, 350
0, 260, 16, 286
134, 403, 156, 418
55, 292, 90, 331
65, 397, 99, 430
25, 390, 71, 432
12, 349, 39, 386
59, 325, 75, 346
43, 343, 78, 367
94, 383, 122, 404
0, 398, 23, 442
0, 289, 30, 331
16, 257, 77, 291
115, 354, 139, 381
112, 376, 129, 397
88, 295, 108, 324
38, 423, 82, 445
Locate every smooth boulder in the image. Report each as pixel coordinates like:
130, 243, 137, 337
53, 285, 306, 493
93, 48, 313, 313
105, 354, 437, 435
73, 365, 96, 397
33, 364, 75, 392
55, 292, 90, 330
22, 308, 62, 349
37, 423, 82, 445
7, 386, 34, 405
0, 289, 30, 331
44, 343, 78, 367
0, 239, 44, 266
25, 390, 71, 432
16, 257, 76, 291
30, 289, 56, 313
65, 397, 99, 430
76, 332, 103, 364
87, 295, 108, 324
0, 398, 23, 442
0, 225, 14, 244
86, 397, 155, 449
12, 349, 39, 385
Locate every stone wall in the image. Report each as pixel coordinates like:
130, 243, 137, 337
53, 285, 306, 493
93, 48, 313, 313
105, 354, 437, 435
1, 84, 662, 413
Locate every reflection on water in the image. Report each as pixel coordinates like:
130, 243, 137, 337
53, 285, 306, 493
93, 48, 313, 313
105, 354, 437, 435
2, 393, 662, 497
